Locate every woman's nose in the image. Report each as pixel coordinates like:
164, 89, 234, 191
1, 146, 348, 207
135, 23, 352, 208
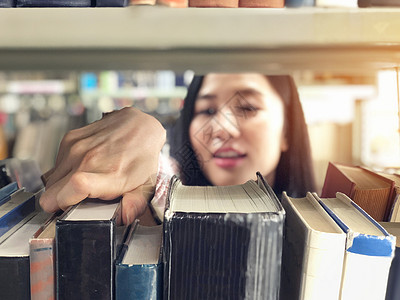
212, 108, 241, 140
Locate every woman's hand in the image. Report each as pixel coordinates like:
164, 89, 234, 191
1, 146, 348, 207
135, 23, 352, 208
39, 107, 166, 225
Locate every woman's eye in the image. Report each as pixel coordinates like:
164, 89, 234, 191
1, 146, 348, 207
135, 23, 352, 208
198, 107, 217, 116
234, 105, 258, 117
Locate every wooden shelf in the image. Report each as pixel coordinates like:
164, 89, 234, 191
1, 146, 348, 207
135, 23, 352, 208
1, 7, 400, 73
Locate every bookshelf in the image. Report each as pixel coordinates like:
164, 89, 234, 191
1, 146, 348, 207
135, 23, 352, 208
0, 7, 400, 74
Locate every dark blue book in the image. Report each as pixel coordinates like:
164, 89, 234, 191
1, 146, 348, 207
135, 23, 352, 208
16, 0, 93, 6
378, 222, 400, 300
115, 223, 163, 300
0, 182, 18, 206
0, 188, 36, 239
96, 0, 128, 6
56, 198, 123, 300
0, 1, 15, 8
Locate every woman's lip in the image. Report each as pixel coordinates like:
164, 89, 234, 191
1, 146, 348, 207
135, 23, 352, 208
214, 148, 245, 157
213, 148, 246, 168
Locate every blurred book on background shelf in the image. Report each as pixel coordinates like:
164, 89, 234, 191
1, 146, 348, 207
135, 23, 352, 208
0, 0, 15, 6
239, 0, 284, 7
358, 0, 400, 7
321, 162, 395, 221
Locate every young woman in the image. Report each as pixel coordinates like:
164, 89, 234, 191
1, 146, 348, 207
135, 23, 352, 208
39, 73, 315, 224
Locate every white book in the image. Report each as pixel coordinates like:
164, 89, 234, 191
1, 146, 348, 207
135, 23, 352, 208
316, 192, 395, 300
315, 0, 357, 7
281, 192, 346, 300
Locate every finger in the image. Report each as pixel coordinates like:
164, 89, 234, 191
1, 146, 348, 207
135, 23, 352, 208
47, 134, 98, 189
121, 187, 150, 225
54, 122, 103, 169
41, 171, 122, 212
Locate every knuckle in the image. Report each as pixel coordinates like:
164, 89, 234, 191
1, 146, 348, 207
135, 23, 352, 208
80, 146, 101, 169
69, 172, 89, 196
69, 139, 87, 158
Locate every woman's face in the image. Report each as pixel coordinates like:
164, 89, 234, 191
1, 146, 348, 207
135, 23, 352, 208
189, 73, 288, 186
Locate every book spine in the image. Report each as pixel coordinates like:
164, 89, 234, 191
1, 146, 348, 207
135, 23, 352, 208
0, 0, 16, 6
0, 194, 35, 238
56, 220, 114, 300
239, 0, 284, 7
0, 182, 18, 205
163, 212, 283, 300
116, 263, 162, 299
16, 0, 93, 6
285, 0, 314, 6
386, 246, 400, 300
96, 0, 129, 6
30, 239, 55, 300
0, 257, 30, 300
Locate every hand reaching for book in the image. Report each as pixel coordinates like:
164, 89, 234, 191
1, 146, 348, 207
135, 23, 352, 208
39, 107, 166, 225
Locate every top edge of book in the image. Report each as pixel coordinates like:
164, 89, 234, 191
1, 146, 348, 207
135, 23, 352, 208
63, 198, 121, 221
168, 174, 281, 214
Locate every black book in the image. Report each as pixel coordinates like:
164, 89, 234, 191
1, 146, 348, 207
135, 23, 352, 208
379, 222, 400, 300
96, 0, 129, 6
56, 198, 124, 300
0, 211, 50, 300
163, 173, 285, 300
16, 0, 93, 6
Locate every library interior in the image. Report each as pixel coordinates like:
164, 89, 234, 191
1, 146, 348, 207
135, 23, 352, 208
0, 3, 400, 300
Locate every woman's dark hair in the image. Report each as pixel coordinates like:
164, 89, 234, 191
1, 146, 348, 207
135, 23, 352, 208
169, 74, 316, 198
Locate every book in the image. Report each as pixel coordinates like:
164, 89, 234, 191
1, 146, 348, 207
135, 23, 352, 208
0, 182, 18, 206
315, 0, 357, 6
29, 211, 62, 300
157, 0, 188, 7
0, 188, 36, 239
321, 162, 395, 221
379, 222, 400, 300
96, 0, 129, 6
16, 0, 93, 6
130, 0, 156, 5
315, 192, 395, 300
378, 173, 400, 222
163, 173, 284, 300
189, 0, 238, 7
1, 158, 44, 194
358, 0, 400, 7
239, 0, 284, 7
55, 198, 124, 300
280, 192, 346, 300
0, 211, 50, 300
0, 0, 16, 7
115, 223, 163, 300
285, 0, 314, 6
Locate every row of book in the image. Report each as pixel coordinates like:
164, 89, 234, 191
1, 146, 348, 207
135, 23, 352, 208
1, 0, 399, 7
0, 0, 129, 7
1, 162, 400, 299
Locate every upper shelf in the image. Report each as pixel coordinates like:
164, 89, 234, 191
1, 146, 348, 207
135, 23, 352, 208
1, 7, 400, 73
